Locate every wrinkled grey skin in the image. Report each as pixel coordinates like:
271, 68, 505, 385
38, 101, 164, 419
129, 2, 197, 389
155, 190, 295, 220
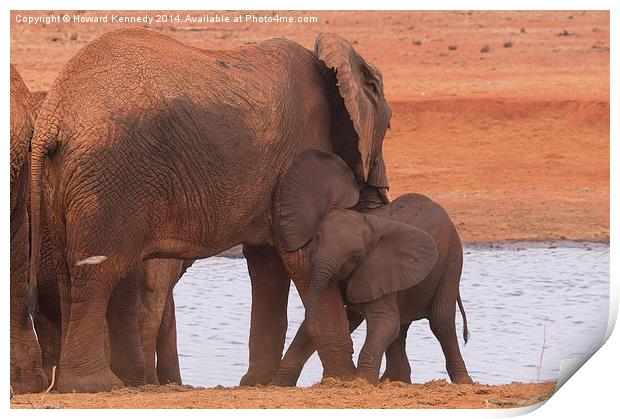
30, 29, 392, 392
269, 151, 472, 385
10, 64, 48, 394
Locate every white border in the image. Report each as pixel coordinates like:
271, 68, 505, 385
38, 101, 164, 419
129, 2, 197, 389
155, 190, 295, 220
2, 1, 616, 417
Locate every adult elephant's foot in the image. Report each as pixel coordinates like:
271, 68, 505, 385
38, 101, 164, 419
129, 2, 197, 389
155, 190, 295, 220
10, 320, 49, 393
239, 362, 280, 386
353, 370, 380, 386
109, 338, 146, 387
10, 367, 49, 394
321, 361, 357, 383
156, 352, 182, 385
57, 366, 123, 393
144, 351, 160, 385
110, 361, 146, 388
311, 328, 356, 383
450, 374, 474, 384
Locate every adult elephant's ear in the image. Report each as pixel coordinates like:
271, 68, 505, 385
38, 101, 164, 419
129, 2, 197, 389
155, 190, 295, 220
278, 149, 359, 252
346, 215, 438, 304
367, 153, 391, 204
315, 33, 392, 182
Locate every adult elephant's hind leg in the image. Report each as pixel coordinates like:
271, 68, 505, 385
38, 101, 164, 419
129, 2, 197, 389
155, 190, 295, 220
380, 323, 412, 383
56, 257, 125, 393
240, 244, 290, 386
107, 266, 147, 387
156, 291, 182, 384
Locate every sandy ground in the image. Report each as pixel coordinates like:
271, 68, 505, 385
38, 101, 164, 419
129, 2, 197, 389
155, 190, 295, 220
8, 10, 607, 408
11, 379, 556, 409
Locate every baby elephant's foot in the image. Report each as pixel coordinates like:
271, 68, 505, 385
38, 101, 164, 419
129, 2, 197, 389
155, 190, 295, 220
269, 373, 298, 387
380, 370, 412, 384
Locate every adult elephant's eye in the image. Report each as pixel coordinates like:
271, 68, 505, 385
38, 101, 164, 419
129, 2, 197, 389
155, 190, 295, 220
351, 254, 361, 263
366, 80, 379, 95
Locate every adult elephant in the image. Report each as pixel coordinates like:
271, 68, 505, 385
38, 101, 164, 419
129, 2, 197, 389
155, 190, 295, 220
10, 64, 48, 394
30, 28, 392, 393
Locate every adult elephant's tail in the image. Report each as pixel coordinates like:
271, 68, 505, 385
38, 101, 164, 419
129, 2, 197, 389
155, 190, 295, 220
457, 292, 470, 344
28, 121, 57, 318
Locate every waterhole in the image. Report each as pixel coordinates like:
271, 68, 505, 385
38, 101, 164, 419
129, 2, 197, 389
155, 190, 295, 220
173, 242, 609, 387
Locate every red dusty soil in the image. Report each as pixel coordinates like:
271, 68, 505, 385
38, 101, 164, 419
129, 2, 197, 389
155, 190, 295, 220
8, 10, 607, 408
11, 379, 556, 409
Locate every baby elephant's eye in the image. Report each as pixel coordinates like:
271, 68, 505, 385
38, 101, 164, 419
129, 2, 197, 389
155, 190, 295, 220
351, 254, 361, 263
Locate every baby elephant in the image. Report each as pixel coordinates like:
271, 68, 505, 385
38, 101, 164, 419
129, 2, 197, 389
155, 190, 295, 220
272, 152, 472, 386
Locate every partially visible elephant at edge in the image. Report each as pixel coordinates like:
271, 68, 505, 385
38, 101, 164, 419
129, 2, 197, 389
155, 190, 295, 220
267, 150, 473, 385
29, 28, 392, 392
10, 64, 48, 394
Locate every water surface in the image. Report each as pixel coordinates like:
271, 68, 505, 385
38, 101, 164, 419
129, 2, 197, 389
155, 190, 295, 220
173, 243, 609, 387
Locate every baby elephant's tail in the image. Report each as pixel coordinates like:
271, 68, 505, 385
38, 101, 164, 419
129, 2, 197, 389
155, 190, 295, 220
457, 292, 470, 344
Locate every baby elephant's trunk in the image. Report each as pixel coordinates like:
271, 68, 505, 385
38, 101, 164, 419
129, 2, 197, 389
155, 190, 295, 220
306, 261, 336, 324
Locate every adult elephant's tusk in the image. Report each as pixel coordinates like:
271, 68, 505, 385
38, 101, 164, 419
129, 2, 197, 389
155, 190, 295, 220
379, 188, 392, 204
75, 255, 108, 266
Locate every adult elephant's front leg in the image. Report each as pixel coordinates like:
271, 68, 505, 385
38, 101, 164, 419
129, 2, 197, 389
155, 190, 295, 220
156, 290, 182, 384
306, 281, 356, 381
240, 244, 290, 386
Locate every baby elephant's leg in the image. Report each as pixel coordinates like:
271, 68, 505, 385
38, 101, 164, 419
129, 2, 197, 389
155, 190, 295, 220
272, 309, 364, 386
381, 323, 412, 383
356, 293, 400, 384
270, 319, 314, 387
429, 272, 473, 384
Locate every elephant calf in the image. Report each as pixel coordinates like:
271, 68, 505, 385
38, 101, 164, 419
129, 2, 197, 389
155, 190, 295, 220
270, 150, 473, 386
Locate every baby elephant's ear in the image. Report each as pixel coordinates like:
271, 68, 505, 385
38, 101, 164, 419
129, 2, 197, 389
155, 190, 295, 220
346, 215, 438, 304
278, 149, 360, 252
